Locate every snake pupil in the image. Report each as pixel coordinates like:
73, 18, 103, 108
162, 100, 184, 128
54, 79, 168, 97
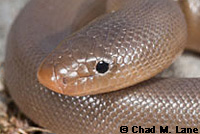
96, 61, 109, 74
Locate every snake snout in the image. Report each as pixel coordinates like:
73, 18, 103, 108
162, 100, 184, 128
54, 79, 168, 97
37, 59, 64, 94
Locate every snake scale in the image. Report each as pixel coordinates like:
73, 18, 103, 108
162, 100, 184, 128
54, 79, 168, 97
4, 0, 200, 133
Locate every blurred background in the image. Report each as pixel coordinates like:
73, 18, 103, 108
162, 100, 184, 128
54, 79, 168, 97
0, 0, 200, 133
0, 0, 29, 62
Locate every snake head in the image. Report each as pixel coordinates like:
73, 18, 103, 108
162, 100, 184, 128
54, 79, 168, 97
37, 35, 122, 96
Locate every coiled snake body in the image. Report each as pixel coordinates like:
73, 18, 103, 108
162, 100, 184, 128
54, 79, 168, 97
4, 0, 200, 133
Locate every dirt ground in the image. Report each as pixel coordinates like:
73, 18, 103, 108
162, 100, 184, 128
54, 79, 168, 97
0, 0, 200, 134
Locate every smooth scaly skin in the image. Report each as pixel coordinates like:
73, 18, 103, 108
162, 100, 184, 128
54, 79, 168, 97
4, 0, 200, 134
37, 0, 186, 96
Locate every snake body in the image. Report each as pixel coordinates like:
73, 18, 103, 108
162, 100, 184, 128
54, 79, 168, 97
4, 0, 200, 134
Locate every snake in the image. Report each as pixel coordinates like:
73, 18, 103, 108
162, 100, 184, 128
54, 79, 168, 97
4, 0, 200, 133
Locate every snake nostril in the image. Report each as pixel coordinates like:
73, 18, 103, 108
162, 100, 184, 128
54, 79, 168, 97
63, 77, 67, 85
96, 61, 109, 74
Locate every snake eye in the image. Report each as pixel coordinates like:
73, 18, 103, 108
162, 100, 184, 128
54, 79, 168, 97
96, 61, 109, 74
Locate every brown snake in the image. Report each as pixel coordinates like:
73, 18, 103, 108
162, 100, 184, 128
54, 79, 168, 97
4, 0, 200, 133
